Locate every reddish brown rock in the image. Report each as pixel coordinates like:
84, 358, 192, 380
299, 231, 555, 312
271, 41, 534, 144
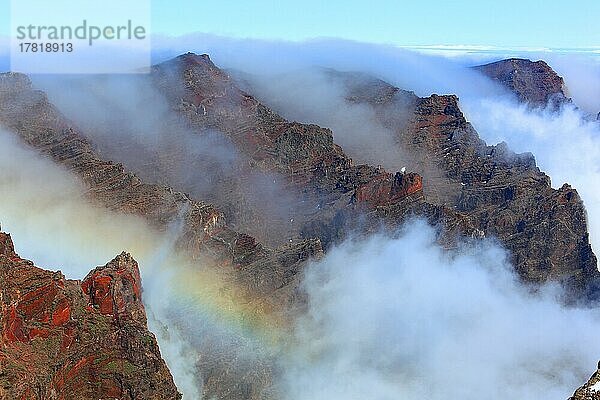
355, 172, 423, 207
0, 230, 181, 399
474, 58, 570, 108
81, 252, 145, 321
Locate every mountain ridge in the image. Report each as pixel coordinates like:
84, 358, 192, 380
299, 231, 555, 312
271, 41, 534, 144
0, 53, 598, 398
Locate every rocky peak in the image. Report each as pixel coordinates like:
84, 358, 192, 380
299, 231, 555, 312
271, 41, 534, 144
0, 229, 181, 399
179, 51, 212, 62
0, 231, 15, 257
81, 252, 145, 323
569, 363, 600, 400
473, 58, 570, 107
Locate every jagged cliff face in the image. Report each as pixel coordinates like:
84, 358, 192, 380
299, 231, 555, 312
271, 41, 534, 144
473, 58, 570, 107
0, 230, 181, 399
0, 71, 322, 303
150, 54, 598, 299
319, 70, 598, 299
150, 54, 439, 247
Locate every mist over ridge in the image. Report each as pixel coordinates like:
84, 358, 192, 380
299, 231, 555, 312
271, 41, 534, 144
1, 30, 599, 400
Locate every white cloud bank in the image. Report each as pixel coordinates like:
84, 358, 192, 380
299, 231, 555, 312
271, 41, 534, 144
282, 220, 600, 400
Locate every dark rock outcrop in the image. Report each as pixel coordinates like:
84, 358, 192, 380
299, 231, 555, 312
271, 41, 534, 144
474, 58, 570, 108
149, 54, 598, 300
0, 229, 181, 399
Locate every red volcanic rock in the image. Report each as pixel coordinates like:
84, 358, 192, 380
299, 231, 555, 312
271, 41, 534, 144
396, 173, 424, 197
82, 252, 144, 321
0, 230, 181, 399
474, 58, 570, 108
355, 172, 423, 207
3, 306, 27, 343
51, 298, 71, 326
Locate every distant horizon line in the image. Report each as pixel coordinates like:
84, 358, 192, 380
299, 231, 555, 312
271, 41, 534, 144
0, 33, 599, 55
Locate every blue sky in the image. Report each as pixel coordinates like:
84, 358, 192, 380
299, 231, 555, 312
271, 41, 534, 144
0, 0, 599, 48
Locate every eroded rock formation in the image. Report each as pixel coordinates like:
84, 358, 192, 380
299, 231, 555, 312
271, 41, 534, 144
0, 229, 181, 399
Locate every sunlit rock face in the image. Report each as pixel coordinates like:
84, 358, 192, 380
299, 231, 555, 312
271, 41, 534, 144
0, 229, 181, 399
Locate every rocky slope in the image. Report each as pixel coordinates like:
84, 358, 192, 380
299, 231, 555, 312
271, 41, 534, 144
0, 70, 322, 399
473, 58, 570, 107
0, 72, 322, 303
570, 363, 600, 400
0, 228, 181, 399
150, 53, 450, 247
148, 53, 598, 300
